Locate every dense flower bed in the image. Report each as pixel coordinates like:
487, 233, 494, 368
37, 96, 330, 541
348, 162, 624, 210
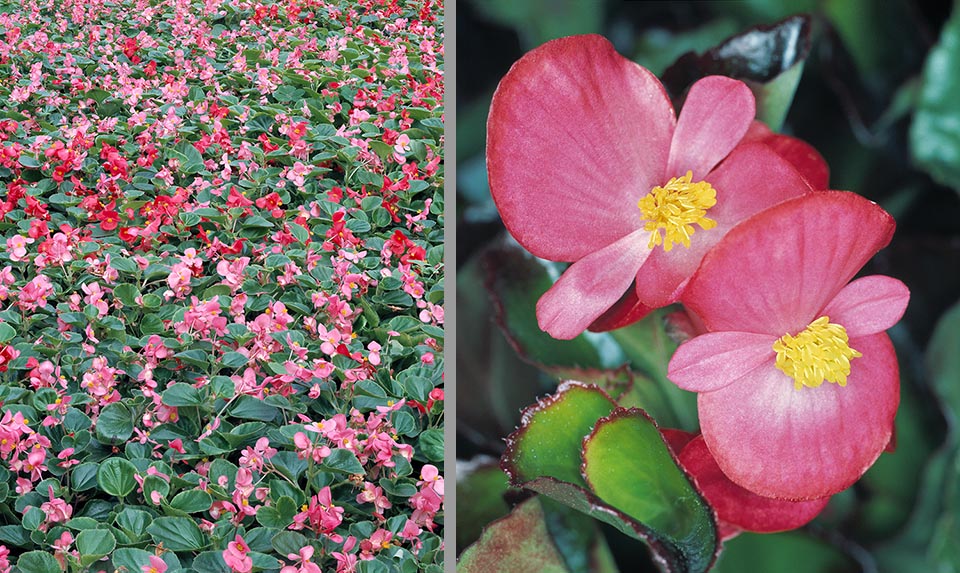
0, 0, 444, 571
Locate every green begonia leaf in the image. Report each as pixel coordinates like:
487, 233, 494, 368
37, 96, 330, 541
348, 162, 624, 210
97, 457, 137, 497
169, 489, 213, 513
583, 409, 716, 569
96, 402, 134, 444
76, 529, 117, 566
16, 551, 61, 573
146, 516, 206, 551
457, 497, 574, 573
911, 6, 960, 193
502, 383, 717, 573
161, 383, 204, 407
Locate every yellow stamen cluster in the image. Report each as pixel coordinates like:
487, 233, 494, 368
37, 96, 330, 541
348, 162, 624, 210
773, 316, 862, 390
638, 170, 717, 251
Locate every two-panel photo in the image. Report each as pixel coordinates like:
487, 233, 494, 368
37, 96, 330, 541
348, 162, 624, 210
0, 0, 957, 571
456, 0, 960, 572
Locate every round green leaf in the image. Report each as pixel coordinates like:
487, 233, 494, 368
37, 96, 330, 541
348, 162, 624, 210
191, 551, 231, 573
95, 401, 134, 444
111, 548, 156, 573
97, 457, 137, 497
144, 473, 170, 500
71, 462, 99, 491
141, 293, 162, 308
76, 529, 117, 566
146, 516, 206, 551
17, 551, 61, 573
320, 448, 365, 474
272, 530, 310, 556
418, 428, 444, 462
21, 506, 42, 531
170, 489, 213, 513
503, 384, 717, 573
115, 508, 151, 540
161, 383, 204, 407
113, 283, 142, 306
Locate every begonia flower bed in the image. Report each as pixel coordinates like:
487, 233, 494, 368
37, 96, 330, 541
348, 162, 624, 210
0, 0, 444, 571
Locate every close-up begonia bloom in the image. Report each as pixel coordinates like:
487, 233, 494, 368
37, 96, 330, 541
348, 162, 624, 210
677, 435, 830, 539
668, 191, 910, 500
487, 34, 816, 339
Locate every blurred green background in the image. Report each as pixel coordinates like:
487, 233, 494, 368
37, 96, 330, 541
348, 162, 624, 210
457, 0, 960, 571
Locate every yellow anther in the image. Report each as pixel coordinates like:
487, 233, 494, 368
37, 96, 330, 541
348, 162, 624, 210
773, 316, 862, 390
638, 171, 717, 251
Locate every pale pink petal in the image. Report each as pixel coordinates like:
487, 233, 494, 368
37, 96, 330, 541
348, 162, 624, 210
679, 435, 830, 534
821, 275, 910, 338
699, 332, 899, 500
634, 143, 811, 308
667, 76, 755, 180
487, 35, 675, 262
668, 331, 777, 392
537, 229, 652, 339
683, 192, 896, 335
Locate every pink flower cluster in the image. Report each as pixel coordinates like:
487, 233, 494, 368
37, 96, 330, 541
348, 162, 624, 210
489, 35, 908, 536
0, 411, 50, 489
301, 408, 414, 475
410, 464, 444, 532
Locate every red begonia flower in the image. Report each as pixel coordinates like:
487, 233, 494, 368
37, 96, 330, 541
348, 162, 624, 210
678, 435, 830, 538
669, 191, 909, 500
487, 35, 812, 339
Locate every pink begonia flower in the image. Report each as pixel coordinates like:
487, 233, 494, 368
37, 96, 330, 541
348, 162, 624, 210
142, 555, 167, 573
593, 119, 832, 333
487, 34, 813, 339
280, 546, 322, 573
223, 534, 253, 573
40, 486, 72, 531
668, 192, 909, 500
671, 432, 829, 539
6, 234, 33, 261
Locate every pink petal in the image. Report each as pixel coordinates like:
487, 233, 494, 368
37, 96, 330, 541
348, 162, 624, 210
821, 275, 910, 338
660, 428, 696, 454
668, 331, 777, 392
536, 229, 652, 339
706, 143, 813, 226
698, 332, 899, 500
743, 121, 830, 189
587, 288, 654, 332
634, 143, 811, 308
487, 34, 675, 262
667, 76, 756, 180
683, 192, 896, 335
679, 435, 830, 534
148, 556, 168, 573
